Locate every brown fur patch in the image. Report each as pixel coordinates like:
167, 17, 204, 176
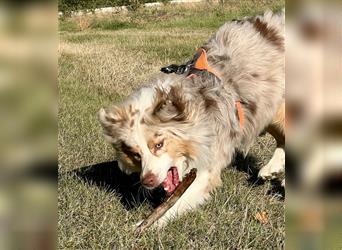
106, 107, 129, 125
204, 98, 217, 110
130, 119, 134, 128
198, 87, 218, 110
170, 131, 180, 138
129, 104, 139, 116
147, 137, 164, 156
120, 141, 142, 165
168, 85, 186, 117
230, 129, 237, 138
166, 138, 197, 160
267, 102, 285, 146
152, 86, 187, 122
154, 132, 162, 138
131, 110, 139, 116
152, 88, 167, 115
253, 18, 284, 51
146, 133, 197, 159
105, 116, 116, 124
147, 139, 155, 152
247, 100, 257, 115
267, 124, 285, 147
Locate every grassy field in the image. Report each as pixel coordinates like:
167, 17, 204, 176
58, 1, 285, 249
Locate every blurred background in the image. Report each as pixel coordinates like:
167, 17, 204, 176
0, 1, 56, 249
0, 0, 341, 249
286, 0, 342, 249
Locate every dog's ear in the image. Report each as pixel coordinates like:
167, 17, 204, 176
153, 86, 187, 122
98, 107, 128, 143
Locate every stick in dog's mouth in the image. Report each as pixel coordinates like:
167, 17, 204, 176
135, 168, 197, 235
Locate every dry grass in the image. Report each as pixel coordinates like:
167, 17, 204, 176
58, 1, 285, 249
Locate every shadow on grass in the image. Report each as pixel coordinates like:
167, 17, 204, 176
71, 154, 284, 209
231, 152, 285, 199
71, 161, 166, 210
231, 152, 263, 185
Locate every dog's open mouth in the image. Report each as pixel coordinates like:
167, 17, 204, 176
162, 166, 180, 194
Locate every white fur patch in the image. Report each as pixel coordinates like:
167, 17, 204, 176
258, 147, 285, 181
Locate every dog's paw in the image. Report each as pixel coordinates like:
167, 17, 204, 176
258, 162, 284, 180
258, 148, 285, 181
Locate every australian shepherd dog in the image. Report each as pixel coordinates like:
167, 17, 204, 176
99, 10, 285, 226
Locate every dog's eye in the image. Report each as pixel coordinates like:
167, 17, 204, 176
133, 152, 141, 161
155, 142, 163, 150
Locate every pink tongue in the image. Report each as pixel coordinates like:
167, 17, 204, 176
162, 167, 179, 194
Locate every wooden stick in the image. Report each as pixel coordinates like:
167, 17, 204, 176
135, 168, 197, 235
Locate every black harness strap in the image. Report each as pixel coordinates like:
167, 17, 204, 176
160, 49, 203, 76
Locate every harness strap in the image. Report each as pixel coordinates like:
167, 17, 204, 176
191, 49, 244, 129
235, 101, 245, 129
161, 48, 245, 129
192, 48, 222, 79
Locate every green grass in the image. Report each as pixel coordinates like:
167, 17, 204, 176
58, 1, 285, 249
59, 0, 284, 33
92, 20, 139, 30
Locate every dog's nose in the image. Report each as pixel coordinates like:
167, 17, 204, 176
142, 172, 157, 188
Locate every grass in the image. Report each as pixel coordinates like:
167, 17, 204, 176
58, 1, 285, 249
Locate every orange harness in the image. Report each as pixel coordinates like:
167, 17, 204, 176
187, 48, 245, 129
191, 48, 222, 79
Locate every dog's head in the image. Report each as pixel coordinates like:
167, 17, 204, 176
99, 85, 198, 194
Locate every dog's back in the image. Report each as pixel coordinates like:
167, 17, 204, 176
201, 10, 285, 151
